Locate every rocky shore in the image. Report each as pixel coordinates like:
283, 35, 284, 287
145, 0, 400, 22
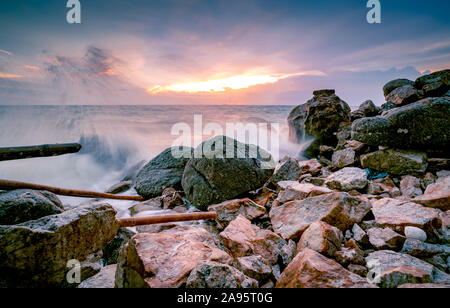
0, 69, 449, 288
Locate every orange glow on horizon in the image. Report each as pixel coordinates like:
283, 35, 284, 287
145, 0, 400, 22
147, 71, 325, 94
98, 69, 117, 76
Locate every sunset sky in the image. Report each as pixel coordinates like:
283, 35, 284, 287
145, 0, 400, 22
0, 0, 449, 107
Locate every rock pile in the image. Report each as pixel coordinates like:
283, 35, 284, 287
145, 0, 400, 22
1, 69, 449, 288
112, 70, 450, 288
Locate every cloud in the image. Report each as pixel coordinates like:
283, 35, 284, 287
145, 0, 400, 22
0, 49, 13, 56
0, 73, 22, 79
24, 65, 40, 71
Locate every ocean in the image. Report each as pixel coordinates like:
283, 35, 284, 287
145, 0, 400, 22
0, 105, 306, 212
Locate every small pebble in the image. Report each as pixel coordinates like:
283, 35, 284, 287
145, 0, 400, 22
404, 226, 427, 242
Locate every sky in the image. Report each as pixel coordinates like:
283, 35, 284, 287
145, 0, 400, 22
0, 0, 449, 107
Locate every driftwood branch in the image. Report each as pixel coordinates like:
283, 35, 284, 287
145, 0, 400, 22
0, 143, 82, 161
118, 212, 217, 227
0, 179, 144, 201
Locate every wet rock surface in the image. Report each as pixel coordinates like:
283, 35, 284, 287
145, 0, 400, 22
182, 136, 274, 210
135, 146, 193, 199
0, 189, 64, 225
0, 202, 119, 287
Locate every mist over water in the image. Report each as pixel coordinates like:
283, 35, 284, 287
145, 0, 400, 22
0, 105, 306, 206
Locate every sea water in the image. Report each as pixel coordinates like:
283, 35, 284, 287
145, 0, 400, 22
0, 105, 307, 211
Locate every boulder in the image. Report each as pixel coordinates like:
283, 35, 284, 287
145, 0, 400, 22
78, 264, 117, 288
218, 215, 286, 265
182, 136, 274, 210
414, 69, 450, 97
367, 181, 401, 198
296, 221, 343, 257
400, 175, 423, 198
352, 97, 450, 151
0, 202, 119, 287
0, 189, 64, 225
135, 146, 193, 199
332, 148, 356, 169
377, 266, 432, 288
401, 239, 450, 258
276, 248, 376, 288
287, 90, 350, 148
275, 182, 332, 205
367, 227, 406, 251
371, 198, 441, 232
186, 261, 258, 288
404, 226, 427, 242
105, 181, 132, 194
115, 226, 232, 288
269, 192, 371, 240
351, 116, 397, 146
298, 159, 322, 176
235, 255, 273, 282
412, 175, 450, 211
383, 79, 415, 97
271, 157, 302, 183
366, 250, 450, 285
325, 167, 368, 191
360, 149, 428, 176
385, 85, 419, 106
207, 198, 267, 228
358, 100, 380, 117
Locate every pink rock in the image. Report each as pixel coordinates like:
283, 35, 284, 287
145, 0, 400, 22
208, 198, 266, 228
298, 159, 322, 176
412, 176, 450, 211
276, 248, 377, 288
367, 227, 406, 251
115, 226, 232, 288
372, 198, 442, 232
270, 192, 371, 240
275, 182, 332, 205
218, 215, 286, 264
297, 221, 342, 257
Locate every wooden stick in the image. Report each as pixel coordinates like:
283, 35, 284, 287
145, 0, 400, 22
0, 179, 145, 201
0, 143, 82, 161
118, 212, 217, 227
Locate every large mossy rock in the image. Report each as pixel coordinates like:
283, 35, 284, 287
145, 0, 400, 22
135, 146, 193, 199
0, 189, 64, 225
383, 79, 415, 97
360, 149, 428, 176
182, 136, 274, 210
415, 69, 450, 97
352, 97, 450, 152
287, 90, 351, 155
0, 202, 119, 288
